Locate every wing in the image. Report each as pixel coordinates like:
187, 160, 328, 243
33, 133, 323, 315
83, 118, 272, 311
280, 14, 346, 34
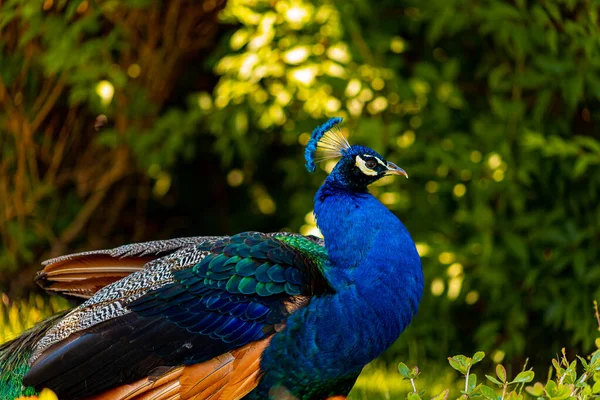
37, 237, 213, 300
85, 337, 273, 400
24, 232, 330, 400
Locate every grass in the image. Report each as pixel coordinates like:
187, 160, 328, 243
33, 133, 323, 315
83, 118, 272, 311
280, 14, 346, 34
0, 293, 69, 344
349, 360, 460, 399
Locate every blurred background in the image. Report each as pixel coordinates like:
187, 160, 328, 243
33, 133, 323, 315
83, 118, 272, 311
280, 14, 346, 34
0, 0, 599, 396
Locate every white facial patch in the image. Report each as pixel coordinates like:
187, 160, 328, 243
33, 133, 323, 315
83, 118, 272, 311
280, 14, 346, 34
355, 155, 378, 176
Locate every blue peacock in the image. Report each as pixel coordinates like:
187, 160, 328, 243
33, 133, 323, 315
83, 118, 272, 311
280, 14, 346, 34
0, 118, 424, 400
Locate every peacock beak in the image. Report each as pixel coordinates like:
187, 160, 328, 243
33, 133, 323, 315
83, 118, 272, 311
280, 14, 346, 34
385, 162, 408, 178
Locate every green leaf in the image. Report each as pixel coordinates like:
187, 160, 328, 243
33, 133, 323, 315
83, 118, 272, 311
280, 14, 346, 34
489, 3, 522, 20
480, 385, 499, 400
522, 129, 546, 150
573, 156, 592, 179
398, 362, 411, 379
591, 351, 600, 368
496, 364, 507, 383
511, 371, 534, 383
545, 380, 558, 395
431, 389, 449, 400
575, 136, 600, 154
525, 382, 545, 396
544, 2, 562, 22
545, 380, 573, 399
552, 358, 561, 371
503, 233, 528, 261
486, 374, 502, 386
562, 75, 584, 110
473, 351, 485, 364
448, 356, 468, 374
532, 89, 553, 122
576, 355, 589, 370
467, 373, 477, 392
410, 366, 419, 379
407, 393, 421, 400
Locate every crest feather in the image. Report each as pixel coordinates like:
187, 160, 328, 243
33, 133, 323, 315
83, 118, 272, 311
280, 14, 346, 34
304, 117, 350, 172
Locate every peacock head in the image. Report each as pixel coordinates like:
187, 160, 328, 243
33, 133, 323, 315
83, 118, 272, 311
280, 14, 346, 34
305, 117, 407, 191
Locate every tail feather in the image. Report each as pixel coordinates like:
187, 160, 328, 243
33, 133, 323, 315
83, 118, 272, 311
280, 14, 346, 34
0, 311, 68, 400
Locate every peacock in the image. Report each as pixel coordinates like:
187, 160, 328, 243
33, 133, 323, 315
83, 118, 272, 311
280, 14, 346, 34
0, 117, 424, 400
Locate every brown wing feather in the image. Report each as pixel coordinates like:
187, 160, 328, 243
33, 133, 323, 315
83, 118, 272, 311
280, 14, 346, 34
36, 255, 154, 299
36, 237, 211, 299
86, 337, 272, 400
217, 341, 267, 400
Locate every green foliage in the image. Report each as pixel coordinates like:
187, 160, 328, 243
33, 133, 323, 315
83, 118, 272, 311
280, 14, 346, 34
365, 339, 600, 400
0, 0, 221, 290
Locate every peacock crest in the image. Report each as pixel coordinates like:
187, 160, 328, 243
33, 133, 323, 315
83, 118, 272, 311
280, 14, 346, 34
304, 117, 351, 172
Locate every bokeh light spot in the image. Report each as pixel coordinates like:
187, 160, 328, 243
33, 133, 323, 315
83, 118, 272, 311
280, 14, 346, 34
345, 79, 362, 97
438, 252, 455, 264
488, 153, 502, 169
380, 192, 400, 205
466, 291, 479, 305
227, 169, 244, 187
415, 242, 431, 257
153, 172, 172, 197
436, 165, 449, 177
290, 66, 317, 85
283, 46, 309, 64
359, 88, 374, 102
493, 169, 505, 182
285, 5, 310, 27
425, 181, 438, 193
431, 278, 445, 296
453, 183, 466, 197
198, 92, 213, 111
327, 43, 351, 64
368, 96, 388, 114
325, 97, 342, 112
470, 151, 482, 163
447, 277, 463, 300
397, 130, 415, 148
447, 263, 463, 277
127, 64, 141, 78
304, 211, 316, 224
390, 36, 406, 53
96, 80, 114, 105
493, 350, 506, 363
298, 132, 310, 146
300, 224, 323, 238
371, 78, 385, 91
409, 116, 422, 129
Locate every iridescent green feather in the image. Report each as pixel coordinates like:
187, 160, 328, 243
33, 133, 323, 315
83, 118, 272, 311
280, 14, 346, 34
0, 352, 37, 399
0, 312, 66, 400
275, 234, 332, 294
275, 234, 328, 270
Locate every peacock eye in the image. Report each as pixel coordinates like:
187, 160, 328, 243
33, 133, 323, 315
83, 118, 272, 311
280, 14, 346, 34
365, 159, 377, 169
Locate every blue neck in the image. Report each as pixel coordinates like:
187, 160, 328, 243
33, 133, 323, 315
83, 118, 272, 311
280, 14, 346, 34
254, 176, 424, 399
312, 174, 424, 347
314, 175, 422, 285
